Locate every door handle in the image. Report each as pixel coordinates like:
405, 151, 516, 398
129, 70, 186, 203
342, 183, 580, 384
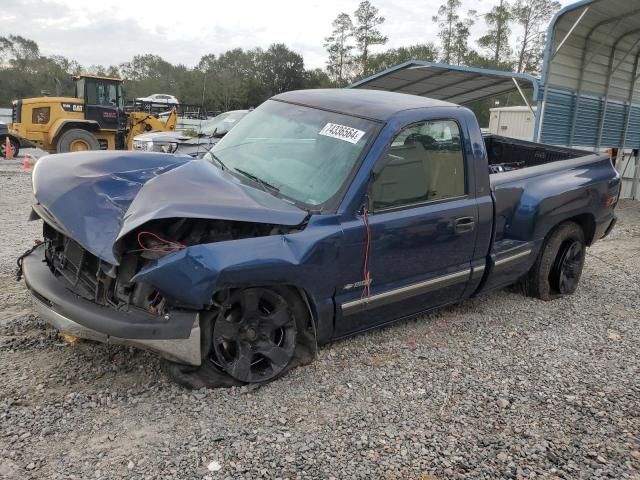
454, 216, 475, 233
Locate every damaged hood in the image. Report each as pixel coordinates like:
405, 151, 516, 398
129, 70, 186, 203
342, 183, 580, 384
31, 151, 307, 264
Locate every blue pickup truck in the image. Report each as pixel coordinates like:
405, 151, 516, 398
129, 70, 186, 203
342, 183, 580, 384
21, 89, 621, 387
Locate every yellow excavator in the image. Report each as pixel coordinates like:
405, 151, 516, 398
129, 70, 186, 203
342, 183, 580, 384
8, 74, 177, 153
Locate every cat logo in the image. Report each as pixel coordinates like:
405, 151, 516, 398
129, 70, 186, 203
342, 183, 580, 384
61, 103, 84, 113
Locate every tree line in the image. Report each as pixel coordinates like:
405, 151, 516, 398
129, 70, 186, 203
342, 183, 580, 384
0, 36, 330, 112
325, 0, 561, 86
0, 0, 560, 113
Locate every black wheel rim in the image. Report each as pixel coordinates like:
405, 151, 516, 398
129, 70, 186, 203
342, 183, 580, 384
554, 240, 584, 294
212, 288, 297, 383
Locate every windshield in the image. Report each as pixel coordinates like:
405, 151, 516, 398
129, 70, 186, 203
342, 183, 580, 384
200, 111, 247, 136
84, 79, 123, 108
205, 100, 378, 208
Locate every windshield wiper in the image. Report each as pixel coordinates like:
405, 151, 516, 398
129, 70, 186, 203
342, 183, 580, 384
208, 152, 227, 171
198, 126, 227, 139
233, 168, 280, 193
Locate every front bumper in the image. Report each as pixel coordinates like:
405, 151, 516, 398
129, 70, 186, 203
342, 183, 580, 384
22, 246, 202, 365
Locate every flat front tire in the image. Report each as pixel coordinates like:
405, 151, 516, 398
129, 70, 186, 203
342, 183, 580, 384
162, 286, 316, 389
523, 221, 586, 301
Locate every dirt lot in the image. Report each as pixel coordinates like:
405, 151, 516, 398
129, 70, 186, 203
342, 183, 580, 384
1, 159, 639, 479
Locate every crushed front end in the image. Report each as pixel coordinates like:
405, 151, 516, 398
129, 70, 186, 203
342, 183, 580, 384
20, 151, 309, 371
21, 221, 203, 365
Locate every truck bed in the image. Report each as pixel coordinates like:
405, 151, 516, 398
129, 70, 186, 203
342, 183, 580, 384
484, 134, 588, 173
483, 136, 617, 294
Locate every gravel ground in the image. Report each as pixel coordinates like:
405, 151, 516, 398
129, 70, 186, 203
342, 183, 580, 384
0, 160, 639, 479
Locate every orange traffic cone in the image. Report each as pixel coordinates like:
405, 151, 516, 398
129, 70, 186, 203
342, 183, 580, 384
4, 136, 13, 160
22, 155, 31, 170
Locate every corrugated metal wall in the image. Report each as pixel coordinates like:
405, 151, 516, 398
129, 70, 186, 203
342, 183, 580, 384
543, 0, 640, 102
540, 87, 640, 149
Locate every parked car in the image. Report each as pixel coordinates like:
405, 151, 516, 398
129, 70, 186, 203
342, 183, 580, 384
135, 93, 179, 105
0, 122, 36, 158
21, 89, 620, 388
132, 109, 248, 157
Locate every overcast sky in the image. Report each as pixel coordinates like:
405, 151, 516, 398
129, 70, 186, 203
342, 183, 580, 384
2, 0, 574, 69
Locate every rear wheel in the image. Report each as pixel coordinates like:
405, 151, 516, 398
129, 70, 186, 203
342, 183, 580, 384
523, 221, 586, 300
56, 129, 100, 153
0, 136, 19, 159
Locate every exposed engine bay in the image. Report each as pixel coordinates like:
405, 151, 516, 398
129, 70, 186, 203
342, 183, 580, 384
42, 218, 300, 316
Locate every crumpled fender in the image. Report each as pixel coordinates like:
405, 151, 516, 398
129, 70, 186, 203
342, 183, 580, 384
131, 218, 343, 307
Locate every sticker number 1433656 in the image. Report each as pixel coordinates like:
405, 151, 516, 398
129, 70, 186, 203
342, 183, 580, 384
319, 123, 366, 144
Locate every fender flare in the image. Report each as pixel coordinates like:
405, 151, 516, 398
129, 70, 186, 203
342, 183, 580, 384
48, 119, 100, 145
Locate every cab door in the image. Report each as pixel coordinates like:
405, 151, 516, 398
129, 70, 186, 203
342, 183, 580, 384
334, 119, 478, 336
84, 79, 120, 130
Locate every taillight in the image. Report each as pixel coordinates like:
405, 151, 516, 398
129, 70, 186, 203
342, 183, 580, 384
605, 186, 621, 208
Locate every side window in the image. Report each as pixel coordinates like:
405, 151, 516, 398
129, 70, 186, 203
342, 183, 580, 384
371, 120, 465, 211
32, 107, 50, 124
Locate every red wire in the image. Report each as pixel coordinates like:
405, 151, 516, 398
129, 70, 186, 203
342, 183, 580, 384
137, 231, 186, 253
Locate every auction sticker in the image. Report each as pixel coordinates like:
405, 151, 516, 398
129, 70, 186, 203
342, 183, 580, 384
319, 123, 366, 144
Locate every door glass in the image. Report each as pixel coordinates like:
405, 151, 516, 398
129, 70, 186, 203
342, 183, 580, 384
32, 107, 50, 124
372, 120, 465, 210
86, 80, 97, 104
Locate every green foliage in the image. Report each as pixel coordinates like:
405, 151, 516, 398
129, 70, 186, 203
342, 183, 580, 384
432, 0, 561, 75
182, 128, 199, 137
303, 68, 333, 89
0, 35, 81, 102
451, 12, 476, 65
196, 44, 308, 111
1, 0, 564, 114
478, 0, 513, 64
433, 1, 476, 65
367, 43, 439, 75
433, 0, 462, 64
511, 0, 561, 73
0, 36, 313, 112
353, 1, 388, 76
324, 13, 355, 86
260, 44, 306, 96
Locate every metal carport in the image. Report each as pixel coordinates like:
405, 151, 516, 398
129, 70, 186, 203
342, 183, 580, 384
349, 61, 540, 109
350, 0, 640, 199
537, 0, 640, 148
536, 0, 640, 198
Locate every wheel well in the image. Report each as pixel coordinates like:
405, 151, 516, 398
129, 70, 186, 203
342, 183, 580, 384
54, 123, 99, 144
543, 214, 595, 247
214, 285, 318, 341
2, 134, 19, 145
563, 213, 596, 246
292, 286, 319, 336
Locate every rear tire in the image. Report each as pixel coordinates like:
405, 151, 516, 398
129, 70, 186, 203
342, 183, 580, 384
523, 221, 586, 301
56, 129, 100, 153
0, 136, 19, 159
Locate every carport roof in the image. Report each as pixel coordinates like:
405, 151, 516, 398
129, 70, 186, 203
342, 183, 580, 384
349, 61, 540, 105
536, 0, 640, 148
541, 0, 640, 103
